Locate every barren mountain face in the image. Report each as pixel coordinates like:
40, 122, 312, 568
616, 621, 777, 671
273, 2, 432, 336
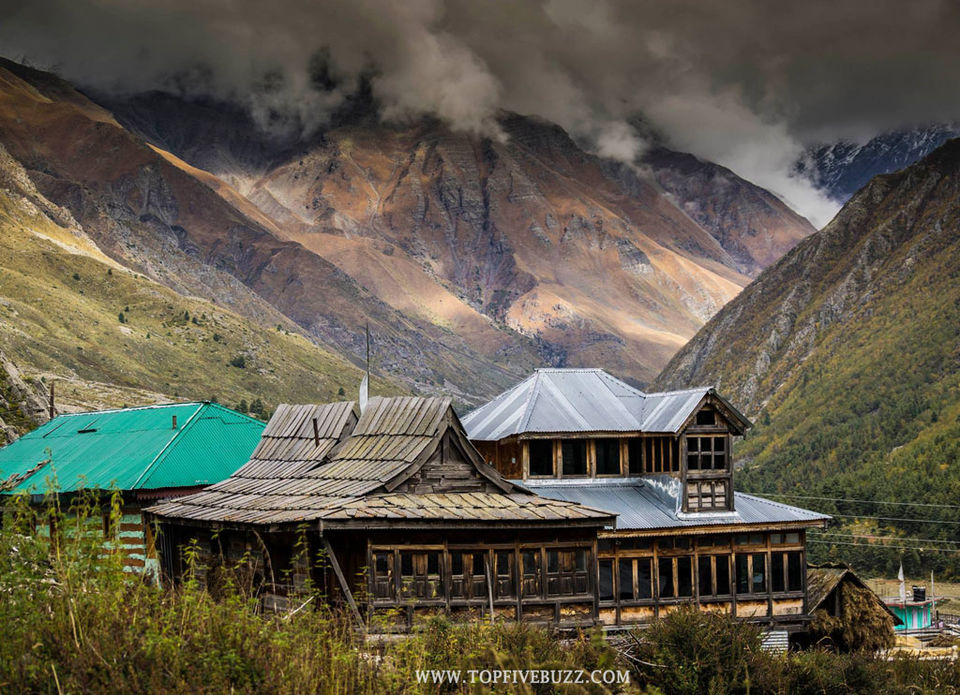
0, 58, 814, 399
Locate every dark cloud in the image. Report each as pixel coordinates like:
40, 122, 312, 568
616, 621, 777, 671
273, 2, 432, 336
2, 0, 958, 226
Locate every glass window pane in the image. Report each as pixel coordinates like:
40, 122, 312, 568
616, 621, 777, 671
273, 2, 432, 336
658, 558, 674, 599
698, 556, 712, 596
618, 559, 634, 600
562, 440, 588, 476
785, 532, 801, 544
752, 553, 767, 594
677, 557, 693, 597
529, 440, 554, 476
735, 554, 749, 594
596, 438, 621, 475
787, 552, 803, 592
637, 558, 653, 599
771, 552, 785, 592
716, 556, 730, 595
599, 560, 614, 601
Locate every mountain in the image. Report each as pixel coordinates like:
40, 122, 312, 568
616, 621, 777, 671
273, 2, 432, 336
0, 126, 370, 444
98, 85, 813, 385
655, 138, 960, 576
797, 123, 960, 203
0, 57, 814, 402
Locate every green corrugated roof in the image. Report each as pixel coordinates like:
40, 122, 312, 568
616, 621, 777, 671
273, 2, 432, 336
0, 402, 265, 495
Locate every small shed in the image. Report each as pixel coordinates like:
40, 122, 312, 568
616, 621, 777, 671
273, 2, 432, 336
802, 563, 901, 651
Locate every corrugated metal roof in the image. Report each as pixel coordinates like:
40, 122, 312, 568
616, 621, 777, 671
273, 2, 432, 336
462, 368, 750, 440
521, 478, 830, 531
0, 403, 264, 494
148, 396, 612, 528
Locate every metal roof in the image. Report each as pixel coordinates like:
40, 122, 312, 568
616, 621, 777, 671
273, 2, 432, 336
148, 396, 613, 528
520, 478, 830, 532
461, 368, 750, 441
0, 402, 265, 494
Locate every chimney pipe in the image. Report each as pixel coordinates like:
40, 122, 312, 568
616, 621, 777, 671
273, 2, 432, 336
172, 415, 178, 430
312, 417, 320, 447
48, 380, 55, 420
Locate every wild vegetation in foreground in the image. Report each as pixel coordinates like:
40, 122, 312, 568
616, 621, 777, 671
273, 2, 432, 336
3, 495, 960, 694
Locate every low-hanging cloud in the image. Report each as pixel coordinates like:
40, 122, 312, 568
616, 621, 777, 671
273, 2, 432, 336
2, 0, 959, 227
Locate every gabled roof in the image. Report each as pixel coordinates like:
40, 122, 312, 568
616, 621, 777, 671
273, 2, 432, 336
147, 396, 615, 528
461, 368, 751, 441
0, 402, 265, 494
521, 478, 830, 531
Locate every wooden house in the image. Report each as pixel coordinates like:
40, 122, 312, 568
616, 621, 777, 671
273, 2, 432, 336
462, 369, 830, 635
0, 402, 265, 573
145, 397, 615, 630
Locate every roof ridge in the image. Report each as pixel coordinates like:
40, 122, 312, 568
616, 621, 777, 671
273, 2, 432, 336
518, 370, 545, 433
645, 386, 714, 397
50, 401, 206, 417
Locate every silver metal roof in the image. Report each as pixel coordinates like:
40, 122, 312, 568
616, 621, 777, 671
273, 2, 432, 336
462, 368, 749, 441
520, 478, 830, 531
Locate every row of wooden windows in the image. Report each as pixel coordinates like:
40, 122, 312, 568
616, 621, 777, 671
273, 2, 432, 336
598, 551, 803, 602
370, 547, 591, 602
527, 437, 687, 478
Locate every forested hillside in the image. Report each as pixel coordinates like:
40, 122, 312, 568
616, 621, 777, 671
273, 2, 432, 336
656, 139, 960, 577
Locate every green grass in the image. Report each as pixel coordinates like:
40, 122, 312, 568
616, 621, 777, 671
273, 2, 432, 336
0, 189, 372, 431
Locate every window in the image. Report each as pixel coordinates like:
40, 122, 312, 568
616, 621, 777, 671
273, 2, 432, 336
628, 438, 643, 475
618, 557, 653, 601
372, 551, 394, 599
561, 441, 588, 476
659, 537, 690, 551
521, 550, 541, 596
450, 551, 472, 598
698, 556, 712, 596
658, 558, 674, 599
686, 436, 728, 470
546, 549, 589, 595
736, 554, 750, 594
599, 559, 614, 601
399, 551, 442, 599
471, 552, 488, 597
698, 535, 729, 548
787, 552, 803, 592
677, 557, 693, 597
595, 438, 621, 475
771, 552, 785, 592
716, 556, 731, 595
644, 437, 681, 473
687, 480, 729, 511
529, 440, 554, 477
695, 408, 716, 426
495, 550, 515, 597
771, 551, 804, 593
751, 553, 767, 593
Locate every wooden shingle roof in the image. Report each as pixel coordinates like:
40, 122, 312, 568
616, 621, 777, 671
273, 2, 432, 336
146, 396, 614, 529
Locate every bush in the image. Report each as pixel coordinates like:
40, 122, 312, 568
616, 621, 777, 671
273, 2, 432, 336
229, 354, 246, 369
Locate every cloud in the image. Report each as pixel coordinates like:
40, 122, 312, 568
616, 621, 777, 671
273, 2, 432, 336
2, 0, 958, 225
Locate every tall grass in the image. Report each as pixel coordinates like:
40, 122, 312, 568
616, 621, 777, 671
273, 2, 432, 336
0, 494, 631, 694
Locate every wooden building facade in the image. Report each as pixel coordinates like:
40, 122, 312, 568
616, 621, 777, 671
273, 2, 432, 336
146, 397, 615, 630
462, 368, 830, 632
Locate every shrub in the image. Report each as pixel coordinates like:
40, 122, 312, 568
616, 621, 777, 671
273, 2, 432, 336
229, 355, 246, 369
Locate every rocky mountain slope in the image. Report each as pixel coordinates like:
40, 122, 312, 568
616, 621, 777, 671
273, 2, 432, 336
0, 129, 372, 443
655, 138, 960, 575
0, 59, 536, 401
796, 123, 960, 203
101, 86, 814, 385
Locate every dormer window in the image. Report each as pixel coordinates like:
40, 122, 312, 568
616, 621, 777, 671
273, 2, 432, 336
686, 436, 728, 471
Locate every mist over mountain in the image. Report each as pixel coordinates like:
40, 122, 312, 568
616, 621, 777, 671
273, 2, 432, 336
796, 124, 960, 203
